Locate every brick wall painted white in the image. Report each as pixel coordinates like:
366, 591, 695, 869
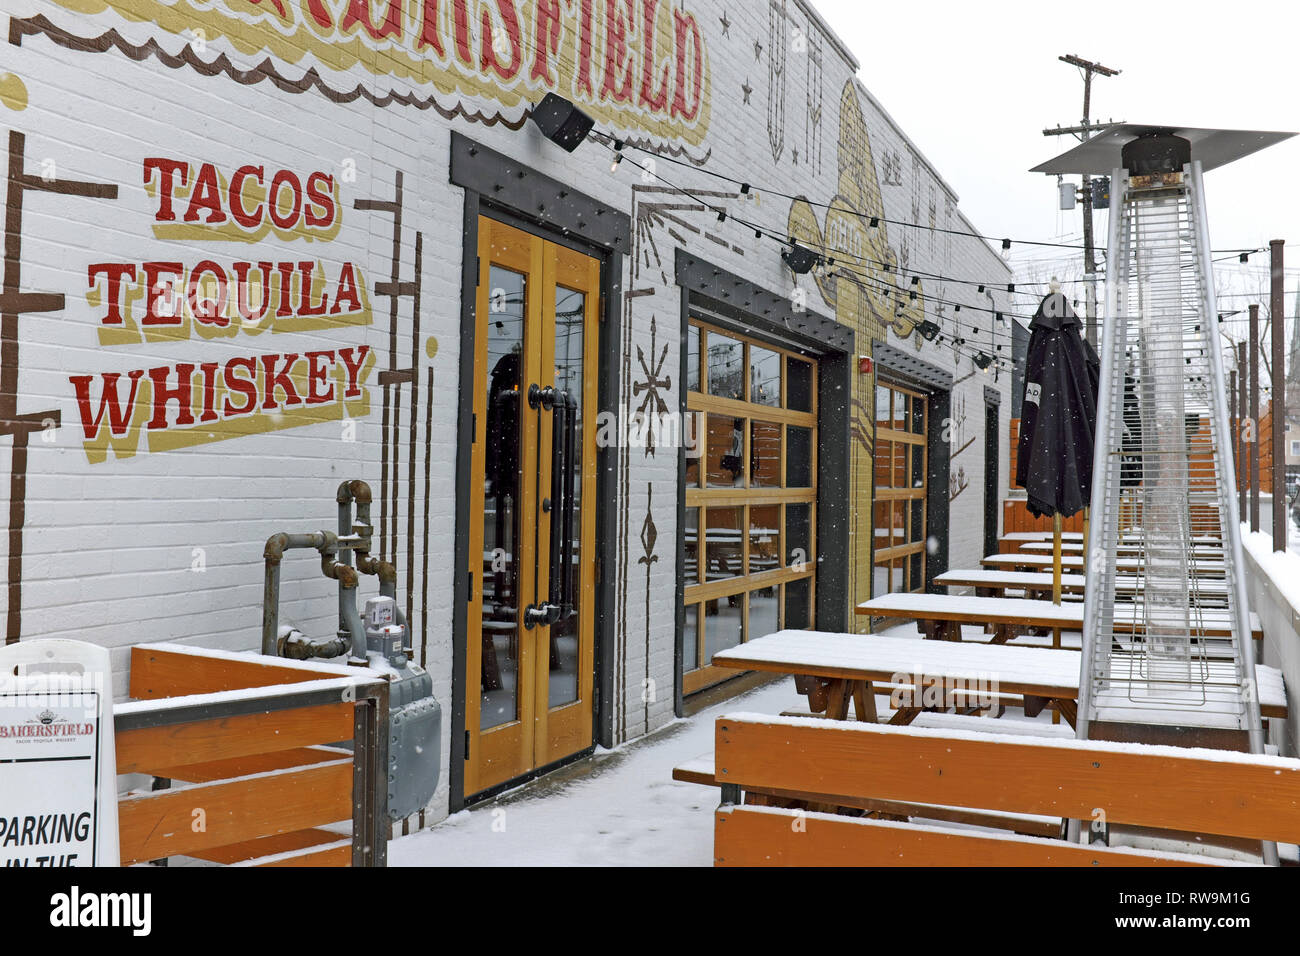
3, 0, 1013, 822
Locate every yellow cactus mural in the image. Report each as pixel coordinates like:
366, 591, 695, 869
787, 81, 927, 625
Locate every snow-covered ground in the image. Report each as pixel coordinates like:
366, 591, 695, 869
389, 622, 1060, 867
389, 677, 804, 867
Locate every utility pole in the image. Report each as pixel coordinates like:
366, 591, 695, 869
1250, 303, 1261, 533
1271, 240, 1285, 550
1238, 341, 1248, 517
1043, 54, 1121, 349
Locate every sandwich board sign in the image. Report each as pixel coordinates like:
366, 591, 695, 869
0, 640, 119, 867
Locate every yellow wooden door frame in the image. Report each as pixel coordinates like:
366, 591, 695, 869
466, 217, 600, 796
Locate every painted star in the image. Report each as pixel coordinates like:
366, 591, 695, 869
754, 38, 763, 60
741, 79, 752, 104
720, 11, 730, 36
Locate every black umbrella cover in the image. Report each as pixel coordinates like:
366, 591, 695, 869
1015, 293, 1099, 519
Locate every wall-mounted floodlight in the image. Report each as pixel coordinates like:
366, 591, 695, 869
530, 93, 595, 152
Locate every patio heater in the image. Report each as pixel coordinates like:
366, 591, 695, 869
1032, 126, 1293, 756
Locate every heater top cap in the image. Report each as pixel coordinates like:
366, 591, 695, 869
1030, 123, 1295, 175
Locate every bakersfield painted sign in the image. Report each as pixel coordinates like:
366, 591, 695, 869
32, 0, 711, 146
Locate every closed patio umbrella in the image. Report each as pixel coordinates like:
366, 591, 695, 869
1015, 291, 1098, 602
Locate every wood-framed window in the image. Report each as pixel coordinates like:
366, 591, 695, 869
873, 381, 928, 596
682, 319, 818, 695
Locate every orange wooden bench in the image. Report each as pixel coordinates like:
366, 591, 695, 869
115, 643, 390, 867
709, 713, 1300, 866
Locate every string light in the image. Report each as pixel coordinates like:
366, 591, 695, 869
590, 138, 1026, 368
595, 131, 1269, 261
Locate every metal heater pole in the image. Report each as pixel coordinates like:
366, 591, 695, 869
1271, 240, 1286, 551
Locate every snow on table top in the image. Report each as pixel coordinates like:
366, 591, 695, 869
935, 569, 1087, 587
714, 630, 1286, 709
858, 591, 1259, 634
714, 630, 1083, 689
937, 569, 1227, 593
858, 591, 1085, 623
1002, 532, 1084, 541
718, 709, 1300, 770
985, 553, 1226, 569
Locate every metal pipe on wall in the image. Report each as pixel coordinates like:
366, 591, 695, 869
262, 531, 336, 656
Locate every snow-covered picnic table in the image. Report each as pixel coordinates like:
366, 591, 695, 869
710, 631, 1287, 730
934, 568, 1087, 599
855, 591, 1260, 646
934, 569, 1231, 602
982, 552, 1226, 576
1018, 540, 1223, 558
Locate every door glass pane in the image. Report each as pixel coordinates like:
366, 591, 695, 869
687, 324, 700, 392
873, 563, 888, 598
707, 332, 743, 399
892, 442, 907, 487
704, 592, 743, 659
910, 444, 924, 488
750, 345, 781, 407
875, 439, 892, 489
911, 395, 925, 434
683, 604, 700, 673
784, 578, 811, 630
549, 282, 585, 710
750, 420, 781, 487
749, 505, 780, 575
894, 394, 907, 430
911, 499, 924, 546
705, 507, 743, 582
909, 551, 924, 592
874, 501, 891, 549
891, 501, 905, 548
891, 560, 903, 592
788, 357, 813, 412
707, 414, 745, 487
684, 506, 700, 584
786, 503, 811, 569
481, 265, 524, 730
748, 587, 779, 642
876, 385, 891, 425
787, 425, 812, 487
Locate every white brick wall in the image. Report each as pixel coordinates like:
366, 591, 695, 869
3, 0, 1013, 821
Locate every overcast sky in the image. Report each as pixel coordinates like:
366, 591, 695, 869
813, 0, 1300, 325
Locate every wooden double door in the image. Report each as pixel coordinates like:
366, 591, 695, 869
465, 217, 600, 797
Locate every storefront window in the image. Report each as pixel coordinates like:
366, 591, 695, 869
682, 319, 818, 695
873, 381, 928, 595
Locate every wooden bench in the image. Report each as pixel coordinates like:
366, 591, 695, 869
709, 714, 1300, 866
115, 643, 390, 867
674, 714, 1073, 839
